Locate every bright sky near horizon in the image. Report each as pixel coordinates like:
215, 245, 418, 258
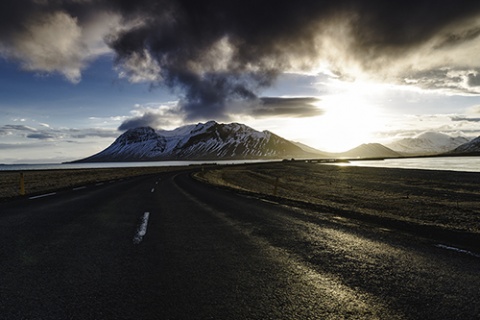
2, 0, 480, 163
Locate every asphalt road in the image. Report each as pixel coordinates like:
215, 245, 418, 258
0, 170, 479, 319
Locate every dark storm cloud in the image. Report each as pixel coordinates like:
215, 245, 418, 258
67, 128, 119, 139
3, 1, 480, 116
252, 97, 323, 118
467, 73, 480, 87
0, 125, 36, 132
0, 123, 119, 140
0, 125, 37, 137
0, 125, 56, 140
403, 69, 466, 91
348, 1, 480, 49
26, 133, 55, 140
118, 111, 171, 131
103, 0, 480, 116
451, 116, 480, 123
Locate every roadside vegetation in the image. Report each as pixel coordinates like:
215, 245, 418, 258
195, 162, 480, 235
0, 166, 190, 201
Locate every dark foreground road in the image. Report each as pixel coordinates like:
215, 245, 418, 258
0, 170, 478, 319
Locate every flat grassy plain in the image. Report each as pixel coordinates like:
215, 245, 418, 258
0, 166, 191, 201
195, 162, 480, 235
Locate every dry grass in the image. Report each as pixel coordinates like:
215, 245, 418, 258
195, 162, 480, 234
0, 166, 191, 200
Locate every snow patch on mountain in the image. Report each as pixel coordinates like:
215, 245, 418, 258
386, 132, 470, 154
76, 121, 317, 162
452, 136, 480, 154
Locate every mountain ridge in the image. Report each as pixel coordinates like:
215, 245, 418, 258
73, 121, 443, 163
332, 143, 400, 159
449, 135, 480, 155
386, 132, 470, 155
75, 121, 321, 162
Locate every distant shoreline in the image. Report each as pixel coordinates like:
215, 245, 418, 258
1, 153, 479, 169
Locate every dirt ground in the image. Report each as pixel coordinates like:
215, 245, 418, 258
195, 162, 480, 234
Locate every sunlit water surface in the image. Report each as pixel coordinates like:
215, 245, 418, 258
334, 156, 480, 173
2, 157, 479, 173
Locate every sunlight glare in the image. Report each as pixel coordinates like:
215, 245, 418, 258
241, 80, 391, 154
313, 80, 387, 152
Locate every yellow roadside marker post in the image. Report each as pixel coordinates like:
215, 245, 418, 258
19, 172, 25, 196
273, 176, 279, 196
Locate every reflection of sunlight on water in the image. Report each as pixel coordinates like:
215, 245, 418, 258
328, 156, 480, 172
326, 162, 351, 167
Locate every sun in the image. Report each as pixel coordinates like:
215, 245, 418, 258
310, 80, 388, 152
242, 80, 389, 154
317, 100, 382, 152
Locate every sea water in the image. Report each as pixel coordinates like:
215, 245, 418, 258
0, 159, 275, 171
336, 156, 480, 173
1, 157, 479, 173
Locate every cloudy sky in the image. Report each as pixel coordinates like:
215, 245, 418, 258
2, 0, 480, 163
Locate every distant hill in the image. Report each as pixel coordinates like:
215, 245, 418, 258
291, 141, 329, 157
336, 143, 400, 159
449, 136, 480, 155
74, 121, 320, 162
386, 132, 470, 155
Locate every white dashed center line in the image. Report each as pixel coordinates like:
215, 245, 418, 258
29, 192, 57, 200
133, 212, 150, 244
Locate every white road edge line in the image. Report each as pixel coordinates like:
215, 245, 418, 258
133, 212, 150, 245
260, 199, 279, 205
29, 192, 57, 200
95, 182, 104, 186
73, 186, 87, 191
435, 244, 480, 258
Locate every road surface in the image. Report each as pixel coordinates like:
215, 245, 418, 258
0, 170, 478, 319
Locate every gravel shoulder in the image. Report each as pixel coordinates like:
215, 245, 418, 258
194, 162, 480, 240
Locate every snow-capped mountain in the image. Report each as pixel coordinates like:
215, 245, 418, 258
386, 132, 470, 155
76, 121, 320, 162
451, 136, 480, 154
